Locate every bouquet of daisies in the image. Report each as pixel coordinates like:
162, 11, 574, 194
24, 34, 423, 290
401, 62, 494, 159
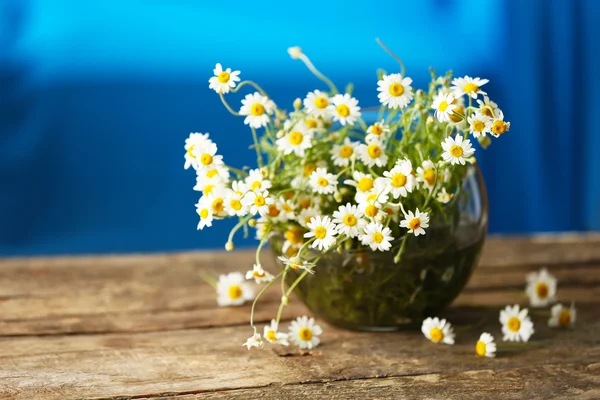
185, 42, 510, 350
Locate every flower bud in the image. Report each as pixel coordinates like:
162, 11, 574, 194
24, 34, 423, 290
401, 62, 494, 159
248, 219, 257, 227
478, 135, 492, 149
281, 295, 289, 305
288, 46, 303, 59
293, 98, 302, 110
333, 191, 342, 202
426, 116, 434, 125
225, 241, 234, 251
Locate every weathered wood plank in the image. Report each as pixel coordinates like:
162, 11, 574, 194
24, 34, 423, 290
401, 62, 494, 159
0, 305, 597, 400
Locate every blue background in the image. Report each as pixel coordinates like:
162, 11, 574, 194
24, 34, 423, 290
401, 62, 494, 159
1, 0, 599, 256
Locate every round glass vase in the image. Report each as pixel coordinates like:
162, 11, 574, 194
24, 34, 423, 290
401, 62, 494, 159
270, 164, 488, 331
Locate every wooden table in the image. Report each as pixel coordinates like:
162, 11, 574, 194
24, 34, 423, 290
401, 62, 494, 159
0, 234, 599, 399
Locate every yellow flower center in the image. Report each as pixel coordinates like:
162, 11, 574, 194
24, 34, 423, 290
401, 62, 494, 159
392, 173, 407, 188
253, 270, 266, 278
267, 204, 280, 217
285, 227, 304, 245
357, 177, 374, 192
438, 100, 449, 112
317, 177, 329, 187
314, 226, 327, 239
429, 327, 444, 343
423, 169, 435, 185
200, 154, 213, 166
315, 97, 328, 109
187, 145, 196, 158
476, 341, 487, 356
289, 131, 304, 145
230, 199, 242, 211
343, 214, 357, 227
336, 104, 350, 117
199, 208, 209, 219
372, 232, 384, 243
389, 82, 404, 97
507, 317, 521, 332
304, 164, 316, 177
450, 145, 464, 158
283, 203, 293, 213
369, 124, 383, 135
254, 196, 266, 207
298, 327, 313, 341
299, 198, 311, 209
365, 204, 379, 218
228, 285, 242, 299
251, 103, 265, 116
203, 185, 214, 195
536, 282, 549, 299
473, 120, 486, 132
212, 198, 224, 213
481, 106, 494, 117
266, 330, 277, 341
492, 120, 508, 135
558, 310, 571, 327
251, 181, 262, 191
366, 193, 378, 203
408, 218, 421, 231
367, 144, 382, 158
305, 119, 318, 129
449, 106, 464, 123
339, 145, 354, 158
217, 71, 230, 83
463, 82, 479, 93
206, 169, 219, 178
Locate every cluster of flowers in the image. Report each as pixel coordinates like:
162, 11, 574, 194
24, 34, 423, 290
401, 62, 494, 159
187, 45, 512, 350
421, 268, 576, 358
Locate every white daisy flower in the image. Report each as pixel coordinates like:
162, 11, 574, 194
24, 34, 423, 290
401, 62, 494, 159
239, 92, 276, 129
431, 91, 457, 123
451, 75, 489, 99
358, 140, 388, 168
331, 93, 361, 126
197, 164, 230, 184
304, 215, 337, 251
242, 332, 264, 350
400, 209, 429, 236
548, 303, 576, 328
231, 180, 248, 196
276, 121, 314, 157
436, 188, 453, 204
309, 168, 337, 195
192, 141, 224, 171
441, 135, 475, 165
264, 320, 289, 346
331, 138, 358, 167
282, 226, 306, 254
193, 169, 227, 194
245, 168, 272, 192
208, 63, 241, 94
217, 272, 254, 307
382, 158, 414, 199
277, 197, 296, 221
195, 196, 214, 230
344, 171, 375, 195
356, 178, 390, 206
245, 263, 274, 284
365, 120, 391, 143
416, 159, 437, 191
205, 186, 229, 218
242, 190, 274, 217
278, 255, 316, 274
500, 305, 534, 342
421, 317, 455, 345
184, 132, 211, 170
224, 189, 248, 217
476, 333, 497, 358
359, 222, 394, 251
332, 203, 365, 238
477, 95, 499, 118
303, 90, 334, 118
490, 110, 511, 137
467, 111, 492, 138
525, 268, 557, 307
297, 206, 320, 228
288, 316, 323, 350
377, 73, 414, 109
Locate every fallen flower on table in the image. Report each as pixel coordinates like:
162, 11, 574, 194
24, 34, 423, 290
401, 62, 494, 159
500, 304, 534, 342
548, 303, 576, 328
264, 319, 289, 346
421, 317, 455, 345
525, 267, 557, 307
216, 272, 255, 307
289, 316, 323, 350
476, 332, 497, 358
243, 332, 264, 350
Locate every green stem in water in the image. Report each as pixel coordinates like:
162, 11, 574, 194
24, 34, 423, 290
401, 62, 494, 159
376, 38, 406, 78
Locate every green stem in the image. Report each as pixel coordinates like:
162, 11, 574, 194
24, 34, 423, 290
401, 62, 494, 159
275, 269, 310, 325
228, 216, 252, 245
250, 126, 264, 168
199, 273, 218, 290
249, 270, 284, 328
376, 38, 406, 78
298, 54, 338, 94
231, 80, 269, 98
219, 92, 241, 116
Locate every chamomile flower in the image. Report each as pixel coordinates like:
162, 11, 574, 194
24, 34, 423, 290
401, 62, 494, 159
359, 222, 394, 251
500, 305, 534, 342
400, 209, 430, 236
288, 316, 323, 350
278, 197, 296, 221
467, 112, 492, 138
345, 171, 375, 196
358, 140, 388, 168
231, 180, 248, 196
525, 268, 557, 307
432, 91, 457, 123
303, 90, 334, 118
195, 196, 214, 230
436, 188, 453, 204
276, 122, 314, 156
264, 320, 289, 346
278, 255, 316, 274
356, 178, 390, 206
377, 73, 414, 109
193, 141, 224, 171
282, 226, 305, 254
476, 333, 497, 358
441, 135, 475, 165
205, 186, 229, 218
477, 95, 499, 118
382, 158, 414, 199
208, 63, 241, 94
490, 110, 511, 137
217, 272, 254, 307
197, 164, 231, 184
242, 332, 264, 350
309, 168, 337, 195
304, 215, 337, 251
416, 160, 437, 191
421, 317, 455, 345
331, 93, 361, 126
548, 303, 576, 328
365, 120, 391, 143
332, 203, 365, 238
184, 132, 211, 170
193, 170, 227, 195
242, 190, 274, 217
245, 264, 274, 284
239, 92, 276, 129
331, 138, 358, 167
452, 76, 489, 99
224, 189, 248, 217
245, 168, 272, 192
